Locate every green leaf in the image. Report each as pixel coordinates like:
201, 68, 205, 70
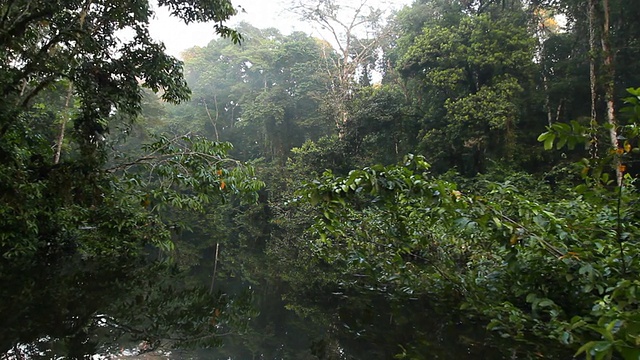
618, 347, 640, 360
575, 341, 597, 357
538, 299, 554, 307
537, 132, 551, 141
556, 136, 567, 150
592, 341, 612, 353
544, 133, 556, 150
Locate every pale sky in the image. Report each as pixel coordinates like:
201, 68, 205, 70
149, 0, 413, 58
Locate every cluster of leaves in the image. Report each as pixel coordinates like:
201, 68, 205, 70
114, 134, 264, 211
393, 6, 537, 174
0, 0, 270, 357
296, 91, 640, 358
302, 153, 639, 359
171, 24, 336, 163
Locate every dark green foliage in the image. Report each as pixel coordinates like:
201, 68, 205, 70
148, 1, 640, 357
394, 7, 537, 174
0, 0, 266, 357
5, 0, 640, 358
299, 152, 640, 359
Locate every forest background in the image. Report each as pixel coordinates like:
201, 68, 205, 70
1, 0, 640, 359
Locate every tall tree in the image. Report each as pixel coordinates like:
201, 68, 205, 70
551, 0, 640, 182
175, 25, 336, 162
599, 0, 621, 184
396, 4, 536, 174
290, 0, 390, 133
0, 0, 263, 357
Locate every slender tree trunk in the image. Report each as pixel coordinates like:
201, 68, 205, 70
53, 1, 91, 164
209, 242, 220, 294
203, 98, 219, 142
213, 94, 221, 140
54, 82, 74, 164
231, 104, 236, 128
15, 79, 28, 106
556, 101, 563, 123
543, 72, 553, 126
600, 0, 621, 185
19, 79, 27, 96
588, 0, 599, 159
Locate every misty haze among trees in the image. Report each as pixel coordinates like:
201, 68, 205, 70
1, 0, 640, 359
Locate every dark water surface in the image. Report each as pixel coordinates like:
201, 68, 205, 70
192, 275, 504, 359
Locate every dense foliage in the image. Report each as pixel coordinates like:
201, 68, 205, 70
0, 0, 262, 358
2, 0, 640, 359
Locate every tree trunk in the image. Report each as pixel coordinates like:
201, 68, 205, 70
588, 0, 599, 159
209, 242, 220, 294
600, 0, 621, 185
292, 0, 388, 135
543, 72, 553, 126
203, 98, 220, 142
54, 82, 74, 164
